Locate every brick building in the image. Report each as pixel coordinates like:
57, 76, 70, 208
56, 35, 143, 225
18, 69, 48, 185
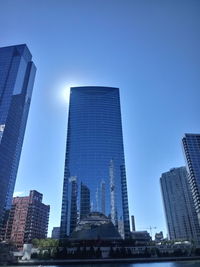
5, 190, 49, 247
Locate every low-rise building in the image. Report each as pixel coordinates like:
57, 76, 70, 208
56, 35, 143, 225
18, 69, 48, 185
131, 231, 151, 245
155, 231, 164, 242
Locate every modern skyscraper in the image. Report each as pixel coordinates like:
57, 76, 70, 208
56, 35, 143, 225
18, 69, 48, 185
0, 44, 36, 228
160, 167, 200, 242
60, 86, 130, 238
4, 190, 50, 247
182, 134, 200, 223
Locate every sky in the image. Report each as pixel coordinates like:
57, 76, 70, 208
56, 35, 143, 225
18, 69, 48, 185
0, 0, 200, 238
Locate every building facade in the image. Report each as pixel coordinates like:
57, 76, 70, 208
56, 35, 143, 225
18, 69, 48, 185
131, 231, 151, 245
182, 134, 200, 224
60, 86, 130, 239
5, 190, 50, 247
0, 44, 36, 228
160, 167, 200, 242
131, 215, 136, 231
51, 227, 60, 239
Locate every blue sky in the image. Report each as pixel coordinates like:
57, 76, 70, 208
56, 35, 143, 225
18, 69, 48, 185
0, 0, 200, 237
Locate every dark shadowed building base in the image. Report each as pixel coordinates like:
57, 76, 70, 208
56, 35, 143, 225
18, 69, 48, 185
69, 212, 122, 241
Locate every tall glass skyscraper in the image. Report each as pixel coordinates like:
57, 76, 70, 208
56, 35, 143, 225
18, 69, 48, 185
160, 167, 200, 242
0, 44, 36, 228
182, 134, 200, 223
60, 86, 130, 239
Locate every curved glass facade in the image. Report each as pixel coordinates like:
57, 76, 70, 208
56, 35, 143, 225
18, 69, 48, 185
60, 86, 130, 239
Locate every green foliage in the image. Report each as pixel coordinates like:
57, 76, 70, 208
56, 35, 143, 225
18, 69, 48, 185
32, 238, 59, 249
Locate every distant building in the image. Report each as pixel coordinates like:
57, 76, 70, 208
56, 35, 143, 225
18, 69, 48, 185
60, 86, 130, 239
51, 227, 60, 239
160, 167, 200, 242
131, 231, 151, 245
5, 190, 49, 247
0, 44, 36, 229
182, 134, 200, 224
155, 231, 164, 242
131, 215, 136, 231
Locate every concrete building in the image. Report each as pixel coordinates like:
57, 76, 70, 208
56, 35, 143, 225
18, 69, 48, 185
0, 44, 36, 230
5, 190, 49, 247
160, 167, 200, 242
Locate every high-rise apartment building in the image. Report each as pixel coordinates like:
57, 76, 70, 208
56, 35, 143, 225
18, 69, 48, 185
0, 44, 36, 227
160, 167, 200, 242
60, 86, 130, 238
5, 190, 50, 247
182, 134, 200, 223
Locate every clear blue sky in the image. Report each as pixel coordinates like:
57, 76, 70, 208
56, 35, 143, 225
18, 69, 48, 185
0, 0, 200, 237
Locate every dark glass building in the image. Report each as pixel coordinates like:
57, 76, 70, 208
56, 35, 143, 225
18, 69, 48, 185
0, 44, 36, 229
182, 134, 200, 223
160, 167, 200, 242
60, 86, 130, 239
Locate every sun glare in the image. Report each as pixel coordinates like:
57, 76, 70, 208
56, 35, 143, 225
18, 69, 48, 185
61, 82, 84, 105
62, 86, 70, 104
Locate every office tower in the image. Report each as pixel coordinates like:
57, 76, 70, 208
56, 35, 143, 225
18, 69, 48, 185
60, 86, 130, 239
0, 44, 36, 227
52, 227, 60, 239
182, 134, 200, 223
160, 167, 200, 242
5, 190, 50, 247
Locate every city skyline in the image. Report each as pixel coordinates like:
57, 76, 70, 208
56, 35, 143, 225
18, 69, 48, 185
0, 0, 199, 237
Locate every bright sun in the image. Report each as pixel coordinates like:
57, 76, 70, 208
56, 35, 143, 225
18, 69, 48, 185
59, 82, 84, 105
62, 86, 71, 104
